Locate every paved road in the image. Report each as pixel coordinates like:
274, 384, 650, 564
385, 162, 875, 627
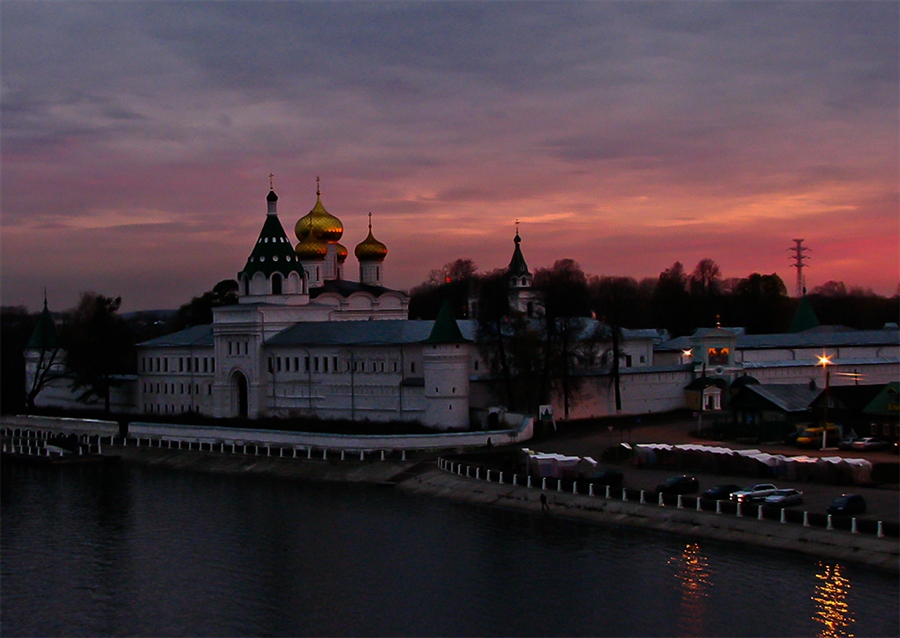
530, 417, 900, 525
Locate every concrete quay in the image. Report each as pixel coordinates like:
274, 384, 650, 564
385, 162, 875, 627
399, 466, 900, 573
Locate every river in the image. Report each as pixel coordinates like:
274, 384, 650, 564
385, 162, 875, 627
2, 461, 897, 637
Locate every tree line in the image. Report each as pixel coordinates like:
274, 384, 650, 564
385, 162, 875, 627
2, 260, 895, 417
410, 257, 898, 336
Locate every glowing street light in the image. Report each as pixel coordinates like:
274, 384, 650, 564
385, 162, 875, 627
817, 353, 834, 450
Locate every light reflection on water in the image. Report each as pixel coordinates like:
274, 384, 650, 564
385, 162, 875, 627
669, 542, 713, 637
812, 562, 855, 638
2, 462, 898, 637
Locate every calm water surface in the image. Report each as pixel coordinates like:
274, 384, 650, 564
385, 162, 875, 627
2, 462, 897, 637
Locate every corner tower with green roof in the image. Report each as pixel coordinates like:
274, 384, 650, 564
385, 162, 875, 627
422, 300, 472, 430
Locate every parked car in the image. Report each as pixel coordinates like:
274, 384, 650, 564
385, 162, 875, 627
796, 425, 840, 447
730, 483, 779, 503
589, 470, 624, 488
826, 494, 867, 516
655, 475, 699, 495
701, 484, 741, 501
837, 436, 858, 451
764, 488, 803, 507
850, 437, 890, 451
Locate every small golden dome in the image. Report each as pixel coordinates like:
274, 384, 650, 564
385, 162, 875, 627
295, 234, 328, 260
336, 243, 348, 262
295, 179, 343, 243
354, 213, 388, 262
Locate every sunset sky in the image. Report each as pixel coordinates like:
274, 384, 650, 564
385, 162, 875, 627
2, 1, 898, 313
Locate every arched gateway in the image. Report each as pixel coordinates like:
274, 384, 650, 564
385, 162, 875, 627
231, 371, 249, 418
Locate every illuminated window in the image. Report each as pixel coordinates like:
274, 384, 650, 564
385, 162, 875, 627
708, 347, 729, 366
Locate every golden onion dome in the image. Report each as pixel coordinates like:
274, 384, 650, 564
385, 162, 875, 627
336, 242, 348, 262
295, 234, 328, 261
354, 213, 388, 262
294, 181, 343, 243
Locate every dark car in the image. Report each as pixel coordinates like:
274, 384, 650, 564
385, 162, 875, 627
589, 470, 624, 488
701, 484, 741, 501
826, 494, 867, 516
655, 475, 699, 495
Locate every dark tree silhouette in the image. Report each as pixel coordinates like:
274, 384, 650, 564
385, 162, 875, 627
62, 292, 134, 414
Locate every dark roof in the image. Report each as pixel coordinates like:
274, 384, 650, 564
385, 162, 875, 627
809, 384, 887, 411
309, 279, 399, 299
239, 213, 303, 279
658, 327, 900, 352
685, 376, 728, 391
267, 318, 477, 347
507, 234, 530, 278
730, 383, 822, 413
138, 324, 214, 348
863, 382, 899, 416
422, 300, 469, 344
27, 300, 61, 350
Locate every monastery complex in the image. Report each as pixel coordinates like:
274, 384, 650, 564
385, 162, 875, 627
26, 182, 900, 436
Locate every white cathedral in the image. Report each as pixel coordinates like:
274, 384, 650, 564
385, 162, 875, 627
25, 180, 900, 433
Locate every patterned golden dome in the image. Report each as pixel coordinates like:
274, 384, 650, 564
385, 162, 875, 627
354, 213, 388, 262
336, 243, 348, 262
294, 178, 343, 243
294, 215, 328, 260
295, 235, 328, 260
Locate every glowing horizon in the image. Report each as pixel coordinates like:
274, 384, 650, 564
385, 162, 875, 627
2, 2, 897, 313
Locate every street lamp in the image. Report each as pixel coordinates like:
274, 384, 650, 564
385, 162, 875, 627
817, 353, 833, 450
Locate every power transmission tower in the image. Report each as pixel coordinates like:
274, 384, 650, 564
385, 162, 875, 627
788, 239, 810, 297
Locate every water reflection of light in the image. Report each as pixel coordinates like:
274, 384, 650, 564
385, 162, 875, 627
668, 543, 713, 637
812, 562, 855, 638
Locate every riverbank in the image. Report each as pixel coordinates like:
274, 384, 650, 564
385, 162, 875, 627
109, 445, 899, 572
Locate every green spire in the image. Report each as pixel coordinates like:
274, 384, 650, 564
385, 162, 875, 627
789, 295, 820, 333
423, 300, 468, 344
27, 296, 61, 349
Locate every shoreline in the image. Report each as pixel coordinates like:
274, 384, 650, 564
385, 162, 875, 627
107, 446, 899, 572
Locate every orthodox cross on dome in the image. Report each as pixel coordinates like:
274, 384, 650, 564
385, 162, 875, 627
316, 175, 321, 196
368, 211, 373, 230
515, 218, 519, 236
269, 173, 274, 190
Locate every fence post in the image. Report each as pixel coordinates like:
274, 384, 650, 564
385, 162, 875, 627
476, 467, 480, 480
402, 450, 407, 461
605, 485, 611, 499
878, 521, 884, 538
621, 488, 627, 502
803, 512, 810, 527
658, 492, 664, 507
851, 518, 858, 534
677, 495, 683, 509
557, 479, 562, 492
640, 490, 646, 504
696, 497, 702, 512
527, 476, 532, 488
736, 503, 742, 517
486, 470, 491, 482
826, 514, 833, 530
500, 472, 504, 485
572, 482, 577, 495
780, 509, 786, 524
542, 477, 547, 490
589, 484, 594, 497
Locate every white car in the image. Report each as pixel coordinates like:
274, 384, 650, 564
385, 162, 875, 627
731, 483, 779, 503
764, 488, 803, 507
